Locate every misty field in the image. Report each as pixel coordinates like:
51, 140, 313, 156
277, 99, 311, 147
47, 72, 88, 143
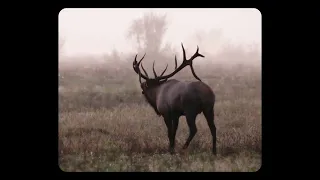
58, 59, 261, 172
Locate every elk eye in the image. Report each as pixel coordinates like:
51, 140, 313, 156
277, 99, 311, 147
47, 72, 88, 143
142, 91, 144, 94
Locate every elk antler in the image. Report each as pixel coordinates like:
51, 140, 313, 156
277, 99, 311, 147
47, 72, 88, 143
152, 60, 169, 78
133, 53, 150, 83
155, 43, 204, 81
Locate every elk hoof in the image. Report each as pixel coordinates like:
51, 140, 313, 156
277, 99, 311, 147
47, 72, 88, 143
212, 149, 217, 155
182, 144, 188, 149
168, 150, 175, 155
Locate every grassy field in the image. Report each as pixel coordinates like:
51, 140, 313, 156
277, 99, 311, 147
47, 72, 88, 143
58, 60, 261, 172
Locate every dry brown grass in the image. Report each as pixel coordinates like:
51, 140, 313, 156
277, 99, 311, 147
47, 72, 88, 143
58, 59, 261, 172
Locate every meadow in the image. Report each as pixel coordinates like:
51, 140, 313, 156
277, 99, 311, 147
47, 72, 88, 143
58, 55, 261, 172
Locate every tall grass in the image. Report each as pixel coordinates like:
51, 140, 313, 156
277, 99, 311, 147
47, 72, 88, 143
58, 52, 261, 172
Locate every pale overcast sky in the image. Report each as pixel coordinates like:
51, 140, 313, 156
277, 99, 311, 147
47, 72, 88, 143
58, 8, 261, 56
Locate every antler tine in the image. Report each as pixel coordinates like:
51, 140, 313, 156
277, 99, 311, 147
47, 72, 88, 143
181, 43, 187, 62
141, 62, 149, 78
133, 53, 149, 80
133, 53, 146, 69
137, 53, 146, 65
159, 64, 168, 77
133, 54, 141, 74
189, 45, 205, 61
154, 43, 204, 81
174, 55, 178, 70
190, 64, 202, 81
152, 61, 158, 78
152, 59, 168, 79
138, 69, 142, 83
133, 55, 138, 72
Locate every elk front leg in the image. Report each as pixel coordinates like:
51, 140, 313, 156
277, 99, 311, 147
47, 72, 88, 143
164, 116, 174, 154
172, 116, 179, 150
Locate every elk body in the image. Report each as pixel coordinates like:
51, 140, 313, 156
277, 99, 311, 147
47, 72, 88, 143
133, 43, 216, 155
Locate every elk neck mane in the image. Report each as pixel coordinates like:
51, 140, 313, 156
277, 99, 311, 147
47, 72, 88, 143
143, 79, 180, 116
142, 83, 161, 116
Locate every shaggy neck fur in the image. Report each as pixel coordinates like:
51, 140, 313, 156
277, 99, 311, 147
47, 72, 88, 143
143, 87, 161, 116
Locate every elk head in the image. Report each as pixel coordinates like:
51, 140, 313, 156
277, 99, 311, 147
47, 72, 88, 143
132, 43, 205, 95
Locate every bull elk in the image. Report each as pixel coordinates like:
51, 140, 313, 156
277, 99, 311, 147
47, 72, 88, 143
132, 43, 216, 155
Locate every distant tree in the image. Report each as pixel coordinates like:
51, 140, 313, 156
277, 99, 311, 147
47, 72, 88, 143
127, 19, 144, 52
126, 12, 168, 56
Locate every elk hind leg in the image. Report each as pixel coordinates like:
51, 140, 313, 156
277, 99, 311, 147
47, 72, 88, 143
182, 113, 198, 149
203, 107, 217, 155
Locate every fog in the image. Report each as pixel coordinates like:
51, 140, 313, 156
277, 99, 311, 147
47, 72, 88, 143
59, 9, 260, 53
59, 8, 261, 69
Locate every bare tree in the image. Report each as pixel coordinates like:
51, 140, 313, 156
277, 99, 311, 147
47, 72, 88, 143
127, 19, 144, 52
127, 12, 168, 55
